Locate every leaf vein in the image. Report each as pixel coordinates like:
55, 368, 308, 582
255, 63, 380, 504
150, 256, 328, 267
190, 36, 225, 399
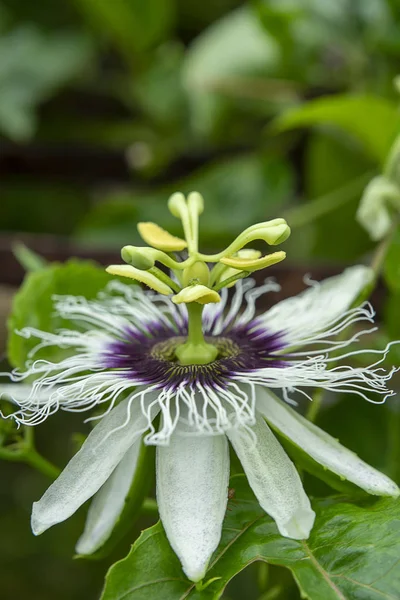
332, 574, 399, 600
301, 540, 346, 600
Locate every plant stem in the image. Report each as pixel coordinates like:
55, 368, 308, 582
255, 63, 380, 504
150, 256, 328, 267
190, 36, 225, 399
0, 425, 60, 479
283, 172, 374, 228
24, 450, 61, 479
305, 388, 324, 423
370, 222, 398, 276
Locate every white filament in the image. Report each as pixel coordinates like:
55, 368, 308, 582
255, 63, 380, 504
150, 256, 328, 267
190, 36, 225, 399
1, 268, 397, 443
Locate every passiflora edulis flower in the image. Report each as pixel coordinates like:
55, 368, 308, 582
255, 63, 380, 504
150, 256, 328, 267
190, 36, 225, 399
1, 192, 398, 583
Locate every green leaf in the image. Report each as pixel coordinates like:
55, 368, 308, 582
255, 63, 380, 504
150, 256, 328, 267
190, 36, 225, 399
7, 259, 113, 369
0, 27, 93, 141
272, 95, 400, 164
101, 475, 400, 600
384, 225, 400, 291
72, 0, 174, 57
283, 131, 374, 262
182, 6, 279, 136
255, 0, 392, 92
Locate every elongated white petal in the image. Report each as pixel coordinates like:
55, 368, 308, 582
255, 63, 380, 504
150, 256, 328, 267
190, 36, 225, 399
257, 388, 400, 497
258, 265, 373, 346
75, 439, 142, 555
227, 414, 315, 540
32, 396, 152, 535
157, 426, 229, 582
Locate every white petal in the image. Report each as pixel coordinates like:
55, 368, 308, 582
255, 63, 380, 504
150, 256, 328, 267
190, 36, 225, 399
75, 439, 142, 555
257, 388, 400, 497
32, 397, 151, 535
259, 265, 373, 345
157, 427, 229, 582
227, 414, 315, 540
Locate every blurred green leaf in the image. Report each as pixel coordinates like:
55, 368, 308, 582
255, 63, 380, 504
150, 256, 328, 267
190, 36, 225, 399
101, 475, 400, 600
133, 42, 187, 126
182, 6, 279, 136
272, 94, 400, 164
284, 132, 374, 262
284, 172, 372, 230
0, 26, 93, 141
12, 243, 48, 273
72, 0, 174, 57
384, 224, 400, 291
7, 260, 113, 369
256, 0, 393, 90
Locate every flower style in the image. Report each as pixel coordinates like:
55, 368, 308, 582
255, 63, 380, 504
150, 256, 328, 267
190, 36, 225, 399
2, 192, 399, 583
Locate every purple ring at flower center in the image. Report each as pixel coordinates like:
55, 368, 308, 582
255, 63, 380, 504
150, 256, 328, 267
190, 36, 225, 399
101, 320, 286, 390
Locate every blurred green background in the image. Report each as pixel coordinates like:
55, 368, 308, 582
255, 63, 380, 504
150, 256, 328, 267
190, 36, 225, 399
1, 0, 400, 598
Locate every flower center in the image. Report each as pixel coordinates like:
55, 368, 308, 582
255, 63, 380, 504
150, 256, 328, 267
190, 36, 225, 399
146, 335, 251, 386
150, 336, 241, 365
104, 322, 286, 390
106, 192, 291, 367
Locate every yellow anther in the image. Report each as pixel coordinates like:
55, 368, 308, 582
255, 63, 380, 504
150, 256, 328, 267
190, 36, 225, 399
221, 251, 286, 270
106, 265, 173, 295
172, 285, 221, 305
137, 222, 187, 252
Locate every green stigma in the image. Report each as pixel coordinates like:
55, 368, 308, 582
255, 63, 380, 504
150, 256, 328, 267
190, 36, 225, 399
106, 192, 290, 366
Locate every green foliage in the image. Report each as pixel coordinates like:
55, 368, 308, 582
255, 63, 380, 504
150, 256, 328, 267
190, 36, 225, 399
76, 154, 294, 249
1, 1, 400, 599
272, 95, 400, 164
384, 224, 400, 291
182, 5, 280, 137
256, 0, 395, 90
101, 475, 400, 600
0, 26, 92, 141
7, 260, 113, 369
72, 0, 175, 57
